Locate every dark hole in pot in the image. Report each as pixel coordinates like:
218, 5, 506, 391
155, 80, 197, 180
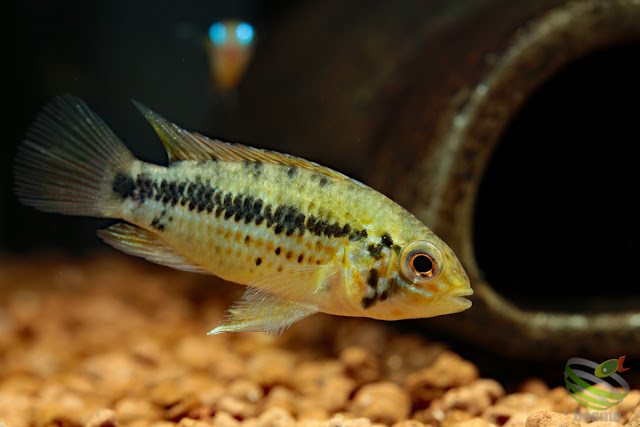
473, 42, 640, 312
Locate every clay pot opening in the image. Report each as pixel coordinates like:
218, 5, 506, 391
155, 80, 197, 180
473, 41, 640, 312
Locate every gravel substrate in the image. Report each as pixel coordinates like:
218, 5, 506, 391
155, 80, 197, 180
0, 254, 638, 427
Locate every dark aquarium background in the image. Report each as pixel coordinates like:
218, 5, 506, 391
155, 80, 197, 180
2, 0, 640, 370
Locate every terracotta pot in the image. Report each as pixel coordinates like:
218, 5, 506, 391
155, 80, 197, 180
237, 0, 640, 359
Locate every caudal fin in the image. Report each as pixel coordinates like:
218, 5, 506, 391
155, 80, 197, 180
13, 96, 136, 218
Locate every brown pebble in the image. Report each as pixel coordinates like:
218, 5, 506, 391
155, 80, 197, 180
175, 336, 217, 371
351, 381, 411, 425
502, 412, 530, 427
405, 352, 479, 408
227, 379, 263, 403
177, 418, 212, 427
150, 422, 179, 427
587, 422, 624, 427
0, 392, 31, 427
613, 389, 640, 419
547, 387, 580, 414
340, 346, 381, 385
518, 379, 549, 397
295, 397, 330, 421
164, 395, 201, 422
454, 418, 496, 427
264, 386, 297, 414
215, 396, 257, 420
441, 379, 505, 416
391, 421, 427, 427
255, 407, 296, 427
115, 397, 160, 424
246, 350, 296, 387
630, 402, 640, 427
211, 411, 240, 427
313, 413, 386, 427
525, 410, 580, 427
85, 408, 118, 427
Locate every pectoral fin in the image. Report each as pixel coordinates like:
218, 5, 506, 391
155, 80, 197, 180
208, 287, 319, 334
208, 265, 329, 334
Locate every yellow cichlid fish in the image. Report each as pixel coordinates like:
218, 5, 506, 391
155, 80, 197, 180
14, 96, 473, 334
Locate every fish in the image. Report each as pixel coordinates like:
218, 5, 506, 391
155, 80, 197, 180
13, 96, 473, 334
206, 20, 255, 91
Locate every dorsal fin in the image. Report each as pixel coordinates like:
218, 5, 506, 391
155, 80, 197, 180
133, 101, 366, 187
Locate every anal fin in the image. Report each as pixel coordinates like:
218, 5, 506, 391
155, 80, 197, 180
97, 223, 210, 274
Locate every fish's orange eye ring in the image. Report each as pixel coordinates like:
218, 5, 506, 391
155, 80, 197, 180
399, 240, 444, 284
410, 253, 435, 277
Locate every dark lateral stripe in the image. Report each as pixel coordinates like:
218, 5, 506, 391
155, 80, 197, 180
112, 173, 367, 240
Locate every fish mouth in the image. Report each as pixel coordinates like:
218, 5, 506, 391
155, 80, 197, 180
447, 287, 474, 310
449, 287, 474, 298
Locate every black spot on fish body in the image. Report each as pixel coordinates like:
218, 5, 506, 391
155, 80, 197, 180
255, 257, 262, 266
294, 214, 306, 235
274, 206, 285, 224
297, 254, 304, 263
112, 173, 135, 199
319, 176, 329, 187
326, 222, 342, 238
393, 244, 401, 255
167, 182, 179, 206
287, 166, 297, 178
253, 199, 265, 225
366, 269, 379, 289
305, 216, 317, 233
251, 162, 263, 176
336, 223, 351, 238
349, 229, 368, 241
264, 205, 274, 227
202, 188, 215, 213
275, 247, 281, 255
361, 295, 377, 310
243, 196, 255, 223
381, 233, 393, 248
223, 194, 234, 218
315, 219, 329, 236
368, 243, 383, 260
233, 194, 245, 222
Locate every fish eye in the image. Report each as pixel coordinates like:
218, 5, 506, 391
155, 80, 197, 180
410, 253, 434, 276
400, 240, 444, 283
235, 22, 254, 45
209, 22, 227, 45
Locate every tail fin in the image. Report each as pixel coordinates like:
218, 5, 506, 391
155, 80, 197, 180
13, 96, 136, 218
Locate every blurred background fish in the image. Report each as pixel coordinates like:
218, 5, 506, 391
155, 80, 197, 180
205, 20, 256, 91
